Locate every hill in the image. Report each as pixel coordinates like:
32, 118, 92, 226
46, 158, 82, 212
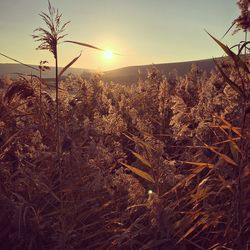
0, 58, 215, 85
0, 63, 92, 79
103, 58, 215, 84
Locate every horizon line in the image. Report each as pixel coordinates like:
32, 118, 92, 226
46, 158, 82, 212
0, 56, 219, 72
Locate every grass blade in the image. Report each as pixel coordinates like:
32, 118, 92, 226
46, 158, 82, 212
123, 133, 155, 151
206, 31, 250, 73
64, 40, 104, 51
213, 59, 244, 96
206, 31, 238, 60
238, 41, 250, 55
129, 150, 152, 168
221, 21, 235, 40
204, 143, 238, 167
0, 52, 39, 71
59, 51, 82, 78
121, 163, 155, 183
216, 115, 242, 137
181, 161, 214, 169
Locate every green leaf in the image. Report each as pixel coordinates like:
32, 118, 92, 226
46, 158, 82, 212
129, 150, 152, 168
121, 163, 155, 183
59, 52, 82, 78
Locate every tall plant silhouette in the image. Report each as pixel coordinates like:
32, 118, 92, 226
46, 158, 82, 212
234, 0, 250, 35
32, 1, 110, 153
33, 0, 69, 152
222, 0, 250, 55
38, 60, 50, 125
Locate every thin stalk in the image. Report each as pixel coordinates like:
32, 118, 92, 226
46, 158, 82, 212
39, 67, 42, 126
236, 97, 247, 249
236, 30, 248, 249
55, 46, 60, 155
244, 31, 248, 56
55, 46, 65, 248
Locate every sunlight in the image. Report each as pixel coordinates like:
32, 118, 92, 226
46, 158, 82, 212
103, 50, 113, 60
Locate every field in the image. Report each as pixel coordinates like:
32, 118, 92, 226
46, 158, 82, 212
0, 1, 250, 250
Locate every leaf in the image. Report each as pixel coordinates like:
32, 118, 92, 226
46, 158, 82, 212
218, 175, 233, 192
198, 177, 210, 187
177, 217, 203, 244
0, 52, 39, 71
214, 122, 241, 156
206, 31, 238, 60
238, 41, 250, 55
123, 133, 155, 151
59, 51, 82, 78
206, 31, 249, 73
129, 150, 152, 168
191, 166, 207, 174
221, 21, 236, 39
161, 174, 196, 198
191, 187, 209, 202
217, 152, 238, 167
217, 116, 242, 137
121, 163, 155, 183
182, 161, 214, 169
64, 40, 104, 51
212, 137, 241, 146
228, 136, 240, 161
213, 59, 244, 96
210, 125, 241, 137
204, 143, 238, 167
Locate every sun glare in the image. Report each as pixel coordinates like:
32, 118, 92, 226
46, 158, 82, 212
104, 50, 113, 60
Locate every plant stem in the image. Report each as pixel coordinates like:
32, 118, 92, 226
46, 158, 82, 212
39, 67, 42, 126
55, 46, 60, 155
244, 31, 248, 56
236, 30, 248, 249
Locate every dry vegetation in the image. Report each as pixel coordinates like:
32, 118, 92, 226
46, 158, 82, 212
0, 1, 250, 249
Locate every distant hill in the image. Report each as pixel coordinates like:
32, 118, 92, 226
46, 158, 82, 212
103, 58, 215, 84
0, 63, 92, 79
0, 58, 215, 85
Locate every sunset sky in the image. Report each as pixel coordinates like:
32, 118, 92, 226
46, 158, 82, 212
0, 0, 244, 71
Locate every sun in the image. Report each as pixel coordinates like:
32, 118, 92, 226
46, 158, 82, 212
103, 50, 113, 60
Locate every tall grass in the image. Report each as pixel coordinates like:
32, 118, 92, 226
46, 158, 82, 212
32, 0, 70, 153
33, 1, 107, 154
0, 0, 249, 249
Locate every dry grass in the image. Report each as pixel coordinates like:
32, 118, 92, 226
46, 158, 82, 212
0, 1, 249, 249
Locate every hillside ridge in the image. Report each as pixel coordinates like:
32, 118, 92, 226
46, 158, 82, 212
0, 58, 216, 84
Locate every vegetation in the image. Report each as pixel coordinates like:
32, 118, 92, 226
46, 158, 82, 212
0, 0, 249, 249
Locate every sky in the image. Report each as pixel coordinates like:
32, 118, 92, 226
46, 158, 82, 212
0, 0, 245, 71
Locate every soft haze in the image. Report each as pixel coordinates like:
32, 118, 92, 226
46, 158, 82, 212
0, 0, 244, 71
